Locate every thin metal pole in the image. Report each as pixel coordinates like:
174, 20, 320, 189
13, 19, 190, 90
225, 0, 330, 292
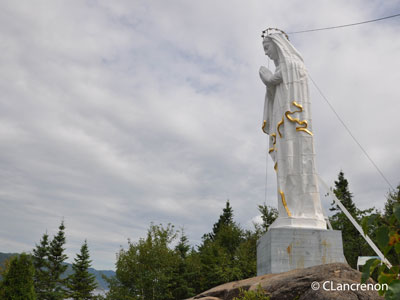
318, 175, 392, 269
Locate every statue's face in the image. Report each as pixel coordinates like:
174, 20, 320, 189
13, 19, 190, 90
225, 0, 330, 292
263, 40, 278, 61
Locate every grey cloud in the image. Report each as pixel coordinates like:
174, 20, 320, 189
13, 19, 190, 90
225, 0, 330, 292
0, 0, 399, 270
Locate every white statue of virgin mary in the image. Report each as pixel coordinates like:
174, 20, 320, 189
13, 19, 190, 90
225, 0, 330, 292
259, 31, 326, 229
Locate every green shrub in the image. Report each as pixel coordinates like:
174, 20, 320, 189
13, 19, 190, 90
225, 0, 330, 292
233, 285, 270, 300
361, 203, 400, 300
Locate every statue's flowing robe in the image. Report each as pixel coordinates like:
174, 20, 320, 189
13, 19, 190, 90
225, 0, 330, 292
262, 33, 326, 229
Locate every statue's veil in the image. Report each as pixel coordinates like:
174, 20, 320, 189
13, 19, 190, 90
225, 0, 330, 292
268, 33, 306, 86
263, 33, 309, 134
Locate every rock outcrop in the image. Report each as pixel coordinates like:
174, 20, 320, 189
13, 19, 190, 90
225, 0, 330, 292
187, 263, 384, 300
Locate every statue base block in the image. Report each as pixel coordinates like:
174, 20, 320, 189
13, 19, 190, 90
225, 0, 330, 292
257, 227, 346, 275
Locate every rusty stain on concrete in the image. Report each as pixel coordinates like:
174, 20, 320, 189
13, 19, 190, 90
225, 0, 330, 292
287, 243, 293, 266
321, 239, 332, 264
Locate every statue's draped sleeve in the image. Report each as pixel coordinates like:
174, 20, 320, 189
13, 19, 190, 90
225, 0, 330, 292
267, 69, 283, 85
263, 68, 282, 134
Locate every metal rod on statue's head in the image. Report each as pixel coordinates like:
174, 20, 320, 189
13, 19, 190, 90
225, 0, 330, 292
261, 28, 289, 40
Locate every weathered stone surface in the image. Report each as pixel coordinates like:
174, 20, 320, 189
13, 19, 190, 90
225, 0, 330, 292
186, 263, 383, 300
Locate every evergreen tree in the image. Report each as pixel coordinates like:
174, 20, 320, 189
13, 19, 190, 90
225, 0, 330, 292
32, 232, 51, 299
184, 249, 203, 295
383, 184, 400, 220
329, 171, 373, 268
330, 171, 357, 217
1, 253, 37, 300
170, 230, 195, 299
201, 200, 243, 253
234, 229, 258, 279
175, 229, 190, 259
48, 221, 68, 300
197, 200, 254, 291
67, 240, 97, 300
257, 203, 278, 233
197, 238, 234, 290
207, 200, 234, 240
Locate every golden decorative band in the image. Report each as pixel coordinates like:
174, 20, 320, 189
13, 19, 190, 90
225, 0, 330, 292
262, 120, 267, 133
285, 101, 313, 136
269, 133, 277, 153
291, 101, 303, 111
277, 117, 284, 138
274, 162, 277, 171
279, 190, 292, 217
271, 133, 276, 145
296, 126, 313, 136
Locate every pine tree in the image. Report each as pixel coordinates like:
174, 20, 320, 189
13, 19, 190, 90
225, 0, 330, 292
383, 184, 400, 220
212, 200, 234, 236
170, 230, 195, 299
257, 203, 278, 232
33, 232, 51, 299
202, 200, 243, 254
67, 240, 97, 300
203, 200, 235, 241
329, 171, 373, 268
1, 253, 37, 300
48, 221, 68, 300
175, 229, 190, 259
197, 201, 249, 291
330, 171, 357, 217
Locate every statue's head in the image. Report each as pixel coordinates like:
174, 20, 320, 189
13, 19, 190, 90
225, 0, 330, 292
261, 29, 289, 61
262, 37, 279, 61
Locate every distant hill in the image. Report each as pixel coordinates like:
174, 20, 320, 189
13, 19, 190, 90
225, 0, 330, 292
0, 252, 115, 291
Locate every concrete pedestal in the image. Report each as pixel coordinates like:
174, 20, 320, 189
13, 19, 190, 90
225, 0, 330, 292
257, 227, 346, 275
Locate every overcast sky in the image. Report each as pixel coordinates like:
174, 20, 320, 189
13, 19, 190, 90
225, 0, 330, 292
1, 0, 399, 270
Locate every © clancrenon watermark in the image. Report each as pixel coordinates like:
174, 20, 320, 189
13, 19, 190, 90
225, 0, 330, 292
311, 281, 388, 292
